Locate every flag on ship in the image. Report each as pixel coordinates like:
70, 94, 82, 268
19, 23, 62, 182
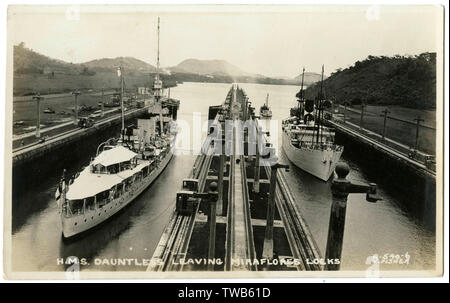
55, 170, 66, 208
55, 186, 61, 203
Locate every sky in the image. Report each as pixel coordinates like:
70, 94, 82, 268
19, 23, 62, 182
8, 5, 443, 78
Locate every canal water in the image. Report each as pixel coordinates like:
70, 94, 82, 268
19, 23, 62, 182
11, 82, 436, 273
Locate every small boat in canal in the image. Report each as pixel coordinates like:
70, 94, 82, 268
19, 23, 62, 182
259, 93, 272, 118
282, 66, 343, 181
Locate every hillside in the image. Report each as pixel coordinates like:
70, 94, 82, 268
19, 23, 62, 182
293, 72, 324, 86
14, 43, 157, 76
82, 57, 156, 73
13, 44, 170, 96
304, 53, 436, 109
169, 58, 258, 77
168, 58, 325, 86
12, 43, 323, 95
14, 43, 82, 75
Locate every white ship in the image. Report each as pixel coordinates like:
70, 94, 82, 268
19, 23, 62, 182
55, 17, 178, 238
59, 129, 175, 238
259, 93, 272, 118
282, 67, 343, 181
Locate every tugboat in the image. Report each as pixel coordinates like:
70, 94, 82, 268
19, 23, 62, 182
282, 66, 343, 181
259, 93, 272, 118
55, 17, 178, 238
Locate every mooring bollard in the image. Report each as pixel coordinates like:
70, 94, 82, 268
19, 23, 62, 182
262, 162, 289, 261
325, 162, 381, 270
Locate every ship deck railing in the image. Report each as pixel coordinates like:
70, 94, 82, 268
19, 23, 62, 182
290, 140, 343, 151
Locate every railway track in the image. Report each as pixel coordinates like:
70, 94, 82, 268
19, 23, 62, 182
224, 86, 258, 271
148, 122, 217, 272
239, 153, 258, 270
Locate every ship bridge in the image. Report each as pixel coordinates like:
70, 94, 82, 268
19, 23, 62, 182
91, 145, 137, 167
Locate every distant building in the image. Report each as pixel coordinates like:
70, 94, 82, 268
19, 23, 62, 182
138, 87, 151, 95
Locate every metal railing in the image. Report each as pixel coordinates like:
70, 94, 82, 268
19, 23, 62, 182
332, 104, 436, 168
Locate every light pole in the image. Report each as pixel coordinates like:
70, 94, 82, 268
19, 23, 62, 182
119, 67, 125, 131
359, 103, 365, 129
72, 90, 81, 125
413, 116, 424, 152
32, 93, 43, 138
101, 87, 105, 117
380, 108, 390, 141
343, 103, 347, 123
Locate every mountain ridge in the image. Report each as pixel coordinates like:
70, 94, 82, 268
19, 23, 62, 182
14, 43, 82, 75
82, 57, 156, 72
13, 43, 324, 96
13, 44, 157, 75
14, 43, 323, 82
169, 58, 261, 78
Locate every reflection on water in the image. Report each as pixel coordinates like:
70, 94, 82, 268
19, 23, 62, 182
11, 82, 435, 272
59, 191, 148, 270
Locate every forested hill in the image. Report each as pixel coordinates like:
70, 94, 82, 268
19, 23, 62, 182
304, 53, 436, 109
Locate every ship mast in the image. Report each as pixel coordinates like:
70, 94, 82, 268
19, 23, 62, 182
295, 67, 306, 121
311, 65, 325, 144
266, 93, 269, 107
153, 17, 164, 136
156, 17, 160, 81
317, 65, 325, 144
119, 65, 125, 133
299, 67, 305, 118
300, 67, 305, 98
